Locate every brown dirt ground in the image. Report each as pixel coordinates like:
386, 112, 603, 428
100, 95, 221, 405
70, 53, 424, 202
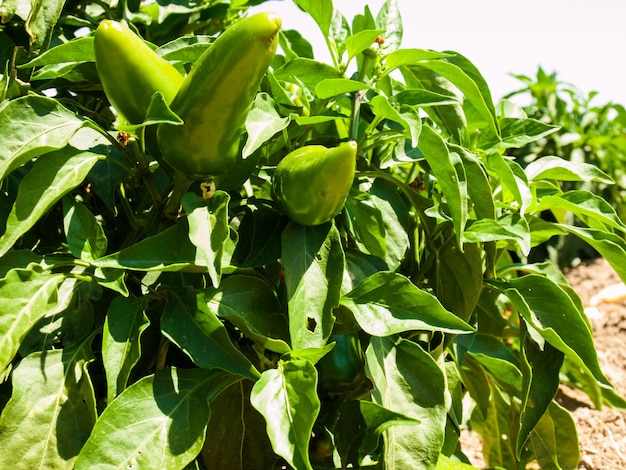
460, 257, 626, 469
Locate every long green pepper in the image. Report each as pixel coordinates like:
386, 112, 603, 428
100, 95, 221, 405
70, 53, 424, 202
157, 12, 282, 178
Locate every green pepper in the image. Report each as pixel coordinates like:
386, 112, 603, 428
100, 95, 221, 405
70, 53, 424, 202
272, 141, 357, 226
94, 20, 184, 125
317, 333, 366, 396
156, 12, 281, 178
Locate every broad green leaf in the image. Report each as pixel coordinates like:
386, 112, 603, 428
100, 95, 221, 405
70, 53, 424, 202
19, 277, 95, 355
366, 336, 446, 469
183, 191, 231, 287
335, 400, 420, 468
20, 36, 94, 80
159, 35, 214, 65
0, 269, 64, 374
230, 205, 287, 268
415, 58, 498, 138
419, 126, 467, 244
293, 0, 333, 36
530, 401, 579, 470
401, 66, 467, 143
370, 94, 420, 146
471, 383, 517, 469
161, 289, 260, 381
206, 274, 290, 354
384, 48, 453, 71
92, 219, 205, 272
537, 190, 626, 232
435, 454, 478, 469
243, 93, 292, 158
201, 380, 278, 470
464, 214, 531, 255
0, 144, 101, 257
314, 78, 374, 99
459, 333, 523, 396
117, 91, 184, 132
560, 224, 626, 282
525, 155, 614, 184
480, 117, 559, 150
0, 95, 88, 181
63, 197, 107, 261
279, 29, 314, 60
273, 58, 342, 90
75, 368, 233, 470
517, 329, 564, 457
25, 0, 65, 51
391, 89, 460, 108
452, 145, 495, 219
250, 359, 320, 470
486, 152, 532, 216
375, 0, 403, 53
344, 29, 385, 62
344, 188, 387, 261
343, 271, 473, 336
102, 296, 149, 404
432, 240, 483, 322
282, 223, 344, 349
0, 335, 97, 469
498, 275, 611, 388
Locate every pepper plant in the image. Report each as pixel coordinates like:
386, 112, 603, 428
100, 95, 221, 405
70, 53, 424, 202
1, 0, 625, 469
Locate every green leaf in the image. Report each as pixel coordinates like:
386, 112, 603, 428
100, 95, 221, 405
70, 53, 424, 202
183, 191, 231, 287
161, 289, 260, 381
530, 401, 579, 469
25, 0, 65, 51
486, 152, 532, 216
293, 0, 333, 36
0, 269, 64, 374
102, 296, 149, 404
117, 91, 183, 133
231, 205, 287, 268
517, 328, 564, 458
20, 36, 95, 80
452, 145, 495, 219
281, 223, 344, 349
92, 219, 205, 272
75, 368, 233, 470
419, 126, 467, 244
63, 197, 107, 261
560, 225, 626, 283
344, 29, 385, 62
0, 141, 102, 257
343, 271, 473, 336
274, 58, 342, 90
464, 214, 531, 256
497, 274, 611, 388
375, 0, 403, 54
384, 48, 452, 71
201, 380, 278, 469
370, 94, 420, 146
335, 400, 420, 468
250, 359, 320, 470
432, 240, 483, 322
365, 336, 447, 469
158, 35, 214, 65
243, 93, 292, 159
0, 335, 97, 468
525, 155, 614, 184
206, 274, 290, 354
0, 95, 88, 181
537, 190, 626, 232
481, 117, 560, 151
314, 78, 373, 99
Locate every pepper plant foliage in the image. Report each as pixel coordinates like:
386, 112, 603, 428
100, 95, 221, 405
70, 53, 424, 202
0, 0, 625, 469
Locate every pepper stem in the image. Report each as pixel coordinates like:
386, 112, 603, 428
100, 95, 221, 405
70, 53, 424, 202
162, 170, 194, 221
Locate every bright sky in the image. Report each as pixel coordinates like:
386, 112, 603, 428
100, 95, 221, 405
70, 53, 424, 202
252, 0, 626, 106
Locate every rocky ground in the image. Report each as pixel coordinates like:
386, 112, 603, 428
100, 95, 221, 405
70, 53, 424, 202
461, 257, 626, 469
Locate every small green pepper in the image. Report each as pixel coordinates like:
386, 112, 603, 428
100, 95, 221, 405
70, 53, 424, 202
94, 20, 184, 125
156, 12, 281, 178
272, 141, 357, 226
